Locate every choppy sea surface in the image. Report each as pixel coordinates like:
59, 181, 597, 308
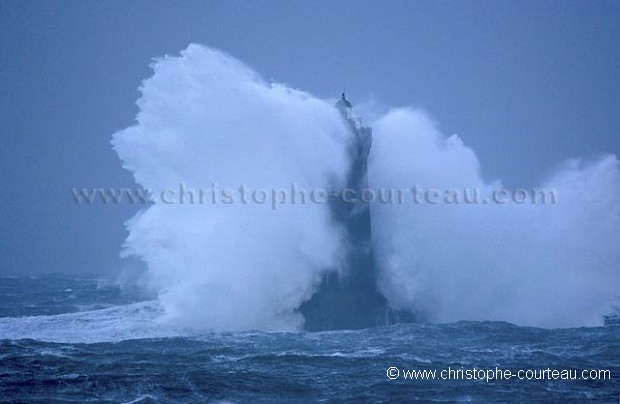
0, 274, 618, 403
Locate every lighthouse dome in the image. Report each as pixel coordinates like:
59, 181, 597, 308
335, 93, 353, 119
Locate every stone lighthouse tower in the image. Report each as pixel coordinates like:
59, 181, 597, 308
299, 93, 408, 331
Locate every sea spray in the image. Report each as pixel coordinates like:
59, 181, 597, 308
369, 109, 620, 328
113, 45, 350, 332
113, 45, 620, 331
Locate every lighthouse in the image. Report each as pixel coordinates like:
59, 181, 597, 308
299, 93, 412, 331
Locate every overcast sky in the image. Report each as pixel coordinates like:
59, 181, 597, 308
1, 0, 618, 274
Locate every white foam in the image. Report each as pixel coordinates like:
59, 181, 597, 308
0, 301, 180, 343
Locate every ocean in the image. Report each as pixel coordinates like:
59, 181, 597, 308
0, 274, 618, 403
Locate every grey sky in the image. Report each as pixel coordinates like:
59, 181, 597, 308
1, 0, 618, 274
